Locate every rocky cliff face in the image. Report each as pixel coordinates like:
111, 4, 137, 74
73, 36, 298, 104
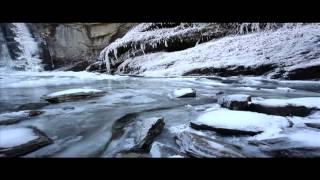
29, 23, 137, 71
93, 23, 320, 80
0, 23, 136, 71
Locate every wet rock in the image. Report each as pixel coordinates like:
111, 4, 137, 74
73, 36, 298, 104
175, 130, 246, 158
62, 106, 75, 110
173, 88, 196, 98
190, 122, 262, 136
114, 152, 149, 158
0, 126, 53, 157
132, 117, 165, 150
150, 142, 183, 157
218, 94, 251, 110
248, 103, 314, 117
106, 116, 165, 156
15, 102, 50, 111
42, 88, 106, 103
0, 110, 44, 125
262, 147, 320, 157
305, 123, 320, 129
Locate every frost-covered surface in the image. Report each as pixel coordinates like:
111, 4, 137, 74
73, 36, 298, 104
46, 88, 103, 98
287, 129, 320, 147
218, 94, 251, 104
251, 97, 320, 109
0, 127, 38, 148
0, 111, 30, 122
193, 109, 289, 133
173, 88, 195, 98
11, 23, 43, 71
115, 24, 320, 78
0, 71, 125, 88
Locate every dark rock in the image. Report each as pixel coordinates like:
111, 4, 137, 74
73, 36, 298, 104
305, 123, 320, 129
0, 126, 53, 157
217, 94, 251, 110
285, 64, 320, 80
28, 110, 44, 117
175, 130, 246, 158
248, 103, 315, 117
190, 121, 262, 136
183, 64, 276, 77
62, 106, 75, 110
262, 147, 320, 157
114, 152, 149, 158
15, 102, 50, 111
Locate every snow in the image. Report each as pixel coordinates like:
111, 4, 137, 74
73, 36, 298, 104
193, 109, 289, 133
173, 88, 195, 97
113, 24, 320, 77
0, 127, 38, 148
46, 88, 103, 98
0, 71, 124, 88
252, 97, 320, 109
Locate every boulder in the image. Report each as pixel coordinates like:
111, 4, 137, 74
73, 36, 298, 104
42, 88, 106, 103
218, 94, 251, 110
175, 130, 246, 158
106, 116, 165, 156
0, 126, 52, 157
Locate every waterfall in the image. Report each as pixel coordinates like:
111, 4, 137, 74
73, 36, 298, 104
0, 23, 43, 72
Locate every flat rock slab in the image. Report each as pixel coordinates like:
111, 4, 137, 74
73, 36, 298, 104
190, 109, 289, 136
176, 130, 246, 158
248, 97, 320, 117
42, 88, 106, 103
0, 126, 52, 157
218, 94, 251, 110
173, 88, 196, 98
0, 110, 45, 125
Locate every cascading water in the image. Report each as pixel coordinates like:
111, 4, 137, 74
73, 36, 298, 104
0, 23, 43, 72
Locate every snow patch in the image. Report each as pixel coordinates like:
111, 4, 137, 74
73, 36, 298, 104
0, 127, 38, 148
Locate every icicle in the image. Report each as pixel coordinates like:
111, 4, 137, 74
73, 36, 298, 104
164, 39, 168, 47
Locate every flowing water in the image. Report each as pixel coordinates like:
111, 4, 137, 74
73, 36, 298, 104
1, 71, 320, 157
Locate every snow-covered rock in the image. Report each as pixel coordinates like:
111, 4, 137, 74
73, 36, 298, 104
249, 97, 320, 117
173, 88, 196, 98
0, 126, 52, 157
103, 23, 320, 80
176, 130, 246, 158
218, 94, 251, 110
0, 110, 44, 125
190, 109, 290, 136
42, 88, 106, 103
